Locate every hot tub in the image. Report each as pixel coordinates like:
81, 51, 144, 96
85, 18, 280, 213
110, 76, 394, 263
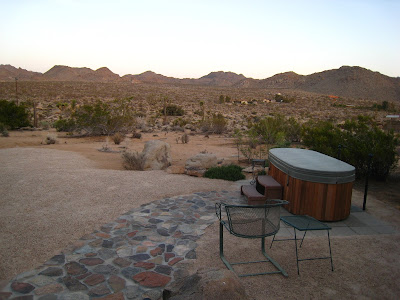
268, 148, 355, 221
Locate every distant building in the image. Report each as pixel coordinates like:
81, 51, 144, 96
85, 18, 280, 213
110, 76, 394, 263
385, 115, 400, 132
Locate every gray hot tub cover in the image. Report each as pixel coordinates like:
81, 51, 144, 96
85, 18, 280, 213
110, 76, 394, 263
268, 148, 355, 184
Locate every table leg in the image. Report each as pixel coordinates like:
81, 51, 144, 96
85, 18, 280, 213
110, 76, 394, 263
327, 230, 334, 271
294, 228, 300, 275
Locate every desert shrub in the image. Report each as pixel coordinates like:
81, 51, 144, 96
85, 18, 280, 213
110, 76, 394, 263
211, 113, 227, 134
0, 100, 31, 129
233, 129, 260, 162
233, 115, 301, 162
172, 117, 188, 127
258, 169, 267, 176
54, 118, 76, 132
122, 150, 145, 170
44, 134, 57, 145
40, 121, 50, 130
0, 122, 9, 137
274, 93, 295, 103
285, 117, 301, 142
301, 120, 341, 158
132, 132, 142, 139
204, 164, 245, 181
372, 101, 389, 111
181, 133, 189, 144
61, 98, 136, 135
112, 132, 124, 145
73, 101, 110, 135
249, 115, 287, 145
199, 119, 212, 133
161, 104, 184, 116
302, 116, 399, 180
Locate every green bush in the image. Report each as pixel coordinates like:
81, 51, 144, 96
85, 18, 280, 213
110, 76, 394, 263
161, 104, 184, 116
302, 116, 399, 180
211, 113, 227, 134
0, 122, 9, 137
54, 119, 76, 132
0, 100, 30, 129
54, 98, 135, 135
204, 164, 245, 181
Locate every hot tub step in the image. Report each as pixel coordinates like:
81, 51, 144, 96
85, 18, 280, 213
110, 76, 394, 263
241, 185, 267, 205
256, 175, 283, 200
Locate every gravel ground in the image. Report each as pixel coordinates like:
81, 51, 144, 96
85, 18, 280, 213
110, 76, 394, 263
1, 147, 400, 299
0, 147, 235, 281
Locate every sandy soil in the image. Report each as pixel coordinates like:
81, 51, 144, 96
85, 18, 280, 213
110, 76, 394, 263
0, 129, 240, 171
1, 130, 400, 298
0, 130, 239, 281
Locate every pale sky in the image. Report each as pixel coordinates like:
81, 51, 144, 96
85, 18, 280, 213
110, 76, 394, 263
1, 0, 399, 79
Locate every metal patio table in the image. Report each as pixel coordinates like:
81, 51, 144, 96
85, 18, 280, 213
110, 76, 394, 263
271, 215, 334, 275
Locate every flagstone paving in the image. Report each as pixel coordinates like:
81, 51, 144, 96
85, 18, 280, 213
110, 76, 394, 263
0, 191, 242, 300
1, 188, 397, 300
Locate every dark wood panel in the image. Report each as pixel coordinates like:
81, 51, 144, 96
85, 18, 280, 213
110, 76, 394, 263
269, 163, 353, 221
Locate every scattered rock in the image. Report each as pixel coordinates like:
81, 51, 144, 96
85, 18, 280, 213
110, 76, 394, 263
185, 153, 218, 177
141, 140, 172, 170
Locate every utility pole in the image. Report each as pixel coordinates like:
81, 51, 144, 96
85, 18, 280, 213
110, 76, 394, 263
15, 77, 19, 105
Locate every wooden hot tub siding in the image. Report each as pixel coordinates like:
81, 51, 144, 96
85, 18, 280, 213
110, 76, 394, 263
269, 163, 353, 221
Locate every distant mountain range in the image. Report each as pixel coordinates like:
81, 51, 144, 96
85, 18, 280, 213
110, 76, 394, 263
1, 64, 399, 102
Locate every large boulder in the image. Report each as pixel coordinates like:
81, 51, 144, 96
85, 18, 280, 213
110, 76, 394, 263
185, 153, 218, 177
142, 140, 172, 170
165, 268, 247, 300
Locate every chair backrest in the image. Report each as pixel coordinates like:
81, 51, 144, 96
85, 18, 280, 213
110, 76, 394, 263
223, 199, 288, 238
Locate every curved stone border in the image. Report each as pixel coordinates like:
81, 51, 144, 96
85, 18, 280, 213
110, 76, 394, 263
0, 190, 242, 300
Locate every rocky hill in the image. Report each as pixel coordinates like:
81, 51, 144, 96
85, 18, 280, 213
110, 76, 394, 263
42, 65, 120, 82
0, 65, 42, 81
236, 66, 400, 102
122, 71, 180, 84
302, 66, 400, 101
194, 71, 246, 86
1, 64, 399, 102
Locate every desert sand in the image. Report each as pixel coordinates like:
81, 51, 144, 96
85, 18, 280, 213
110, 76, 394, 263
1, 130, 400, 298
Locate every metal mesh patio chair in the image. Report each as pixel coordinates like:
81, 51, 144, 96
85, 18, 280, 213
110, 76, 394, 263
215, 199, 289, 277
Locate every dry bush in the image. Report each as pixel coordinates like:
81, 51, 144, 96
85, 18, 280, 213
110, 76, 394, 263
122, 150, 145, 170
0, 122, 9, 137
112, 132, 124, 145
44, 134, 57, 145
132, 132, 142, 139
181, 133, 189, 144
